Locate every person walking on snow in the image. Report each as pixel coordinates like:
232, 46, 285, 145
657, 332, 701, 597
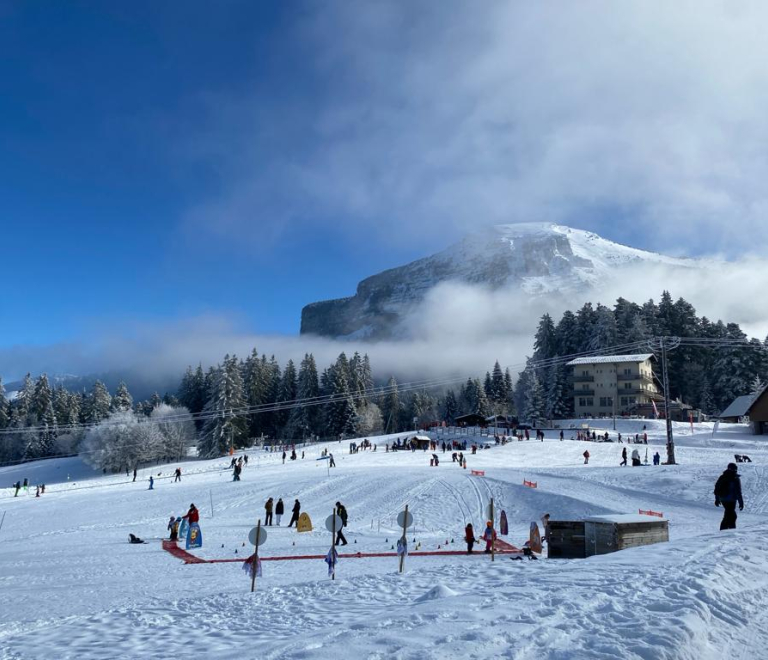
583, 450, 590, 465
329, 453, 336, 468
275, 498, 284, 525
174, 467, 181, 482
620, 447, 627, 467
133, 468, 137, 482
265, 498, 274, 526
482, 521, 496, 553
168, 515, 178, 541
335, 501, 348, 545
465, 523, 476, 554
715, 463, 744, 530
148, 476, 154, 490
288, 499, 301, 527
282, 451, 286, 465
14, 481, 21, 497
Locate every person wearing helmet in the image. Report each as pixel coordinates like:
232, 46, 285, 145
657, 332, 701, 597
482, 521, 496, 553
714, 463, 744, 530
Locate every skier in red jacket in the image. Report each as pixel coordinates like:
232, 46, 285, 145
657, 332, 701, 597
183, 504, 199, 524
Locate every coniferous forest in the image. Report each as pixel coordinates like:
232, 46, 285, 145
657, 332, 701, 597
1, 291, 766, 468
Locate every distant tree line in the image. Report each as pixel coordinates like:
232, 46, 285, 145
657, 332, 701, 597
3, 289, 765, 465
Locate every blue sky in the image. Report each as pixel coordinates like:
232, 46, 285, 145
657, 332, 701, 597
2, 2, 767, 379
0, 2, 428, 347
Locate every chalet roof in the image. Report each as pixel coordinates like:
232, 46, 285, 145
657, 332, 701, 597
719, 394, 756, 419
566, 353, 654, 367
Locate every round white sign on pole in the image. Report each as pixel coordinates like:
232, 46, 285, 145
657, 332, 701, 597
396, 510, 414, 528
248, 526, 268, 546
325, 514, 343, 532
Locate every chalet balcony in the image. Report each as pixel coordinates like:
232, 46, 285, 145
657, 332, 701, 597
573, 388, 596, 396
573, 375, 595, 383
617, 373, 655, 384
617, 388, 656, 396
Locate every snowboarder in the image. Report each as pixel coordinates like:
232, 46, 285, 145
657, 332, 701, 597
148, 476, 154, 490
174, 467, 181, 482
129, 534, 146, 544
620, 447, 627, 467
465, 523, 476, 554
14, 481, 21, 497
335, 501, 348, 546
282, 451, 286, 465
583, 450, 590, 465
233, 463, 242, 481
482, 521, 496, 553
23, 478, 28, 491
275, 498, 284, 525
40, 484, 45, 494
35, 486, 40, 498
715, 463, 744, 530
329, 453, 336, 468
244, 454, 248, 465
133, 468, 137, 482
288, 499, 301, 527
265, 498, 274, 526
559, 430, 564, 441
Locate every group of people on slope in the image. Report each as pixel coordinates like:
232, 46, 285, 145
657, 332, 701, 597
464, 522, 496, 554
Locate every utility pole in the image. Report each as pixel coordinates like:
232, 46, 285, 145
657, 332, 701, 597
650, 337, 680, 465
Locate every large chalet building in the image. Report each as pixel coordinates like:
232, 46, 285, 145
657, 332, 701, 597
566, 354, 662, 418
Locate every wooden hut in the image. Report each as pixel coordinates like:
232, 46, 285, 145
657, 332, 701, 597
583, 514, 668, 556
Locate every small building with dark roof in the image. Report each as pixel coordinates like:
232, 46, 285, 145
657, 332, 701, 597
454, 413, 487, 428
744, 387, 768, 435
719, 395, 756, 423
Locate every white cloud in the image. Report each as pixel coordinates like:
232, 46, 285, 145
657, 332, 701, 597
183, 1, 768, 258
4, 255, 766, 389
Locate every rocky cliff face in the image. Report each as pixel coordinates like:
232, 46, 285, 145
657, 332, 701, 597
300, 223, 694, 339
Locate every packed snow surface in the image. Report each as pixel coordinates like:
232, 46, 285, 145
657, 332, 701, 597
1, 420, 767, 659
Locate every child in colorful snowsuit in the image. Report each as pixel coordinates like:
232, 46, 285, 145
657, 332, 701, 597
482, 521, 496, 553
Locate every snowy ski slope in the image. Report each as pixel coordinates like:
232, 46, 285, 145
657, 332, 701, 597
1, 420, 767, 659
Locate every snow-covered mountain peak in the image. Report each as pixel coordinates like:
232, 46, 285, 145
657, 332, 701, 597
300, 223, 700, 339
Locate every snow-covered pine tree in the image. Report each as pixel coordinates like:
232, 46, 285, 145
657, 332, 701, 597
545, 363, 571, 420
276, 359, 298, 434
533, 314, 557, 361
198, 355, 249, 458
112, 381, 133, 412
325, 356, 357, 438
286, 353, 320, 440
525, 369, 546, 426
588, 304, 617, 352
89, 381, 112, 423
441, 389, 458, 424
483, 372, 493, 399
491, 361, 506, 404
380, 376, 400, 434
0, 377, 9, 429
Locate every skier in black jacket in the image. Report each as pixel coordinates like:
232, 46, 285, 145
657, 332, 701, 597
288, 499, 301, 527
714, 463, 744, 530
335, 501, 348, 546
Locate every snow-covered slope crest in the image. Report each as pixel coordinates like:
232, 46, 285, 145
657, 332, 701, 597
300, 222, 699, 339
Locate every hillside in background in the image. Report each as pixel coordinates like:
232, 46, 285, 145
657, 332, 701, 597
300, 223, 698, 340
